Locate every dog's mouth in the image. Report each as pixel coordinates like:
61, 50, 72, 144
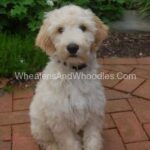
66, 56, 85, 66
69, 54, 77, 58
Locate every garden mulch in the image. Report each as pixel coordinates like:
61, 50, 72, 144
0, 57, 150, 150
98, 32, 150, 58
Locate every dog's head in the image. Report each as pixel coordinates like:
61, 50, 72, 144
36, 5, 108, 66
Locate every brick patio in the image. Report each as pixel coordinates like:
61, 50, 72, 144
0, 57, 150, 150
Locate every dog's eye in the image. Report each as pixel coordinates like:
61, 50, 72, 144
79, 25, 87, 32
57, 27, 64, 34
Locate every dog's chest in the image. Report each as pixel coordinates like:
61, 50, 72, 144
52, 78, 103, 130
42, 77, 105, 131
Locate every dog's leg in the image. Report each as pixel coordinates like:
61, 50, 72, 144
52, 124, 82, 150
31, 119, 58, 150
83, 117, 103, 150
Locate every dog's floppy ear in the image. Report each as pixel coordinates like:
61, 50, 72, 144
92, 16, 108, 51
36, 20, 55, 55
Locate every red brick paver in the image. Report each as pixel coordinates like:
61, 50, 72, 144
12, 124, 39, 150
0, 93, 12, 112
134, 64, 150, 71
129, 98, 150, 123
106, 99, 132, 113
133, 80, 150, 99
114, 77, 144, 93
137, 57, 150, 64
103, 65, 133, 73
102, 71, 121, 88
13, 87, 34, 100
104, 129, 125, 150
13, 98, 31, 111
105, 88, 131, 100
0, 141, 11, 150
0, 111, 29, 125
144, 124, 150, 138
126, 141, 150, 150
132, 68, 150, 79
103, 58, 137, 65
0, 57, 150, 150
104, 114, 116, 129
0, 126, 11, 141
112, 112, 148, 143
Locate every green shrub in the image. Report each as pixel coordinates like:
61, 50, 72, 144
125, 0, 150, 17
0, 0, 127, 33
0, 33, 48, 77
137, 0, 150, 17
0, 0, 51, 33
0, 0, 149, 33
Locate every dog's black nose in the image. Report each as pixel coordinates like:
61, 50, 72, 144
67, 43, 79, 54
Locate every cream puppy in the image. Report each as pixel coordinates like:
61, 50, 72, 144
30, 4, 108, 150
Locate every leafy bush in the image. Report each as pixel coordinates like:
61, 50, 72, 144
0, 0, 127, 33
52, 0, 127, 23
137, 0, 150, 17
0, 33, 48, 77
125, 0, 150, 17
0, 0, 51, 33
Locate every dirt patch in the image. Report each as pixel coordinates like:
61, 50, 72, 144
98, 32, 150, 58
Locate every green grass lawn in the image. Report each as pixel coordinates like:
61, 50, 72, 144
0, 33, 48, 77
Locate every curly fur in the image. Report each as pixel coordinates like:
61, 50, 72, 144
30, 4, 108, 150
